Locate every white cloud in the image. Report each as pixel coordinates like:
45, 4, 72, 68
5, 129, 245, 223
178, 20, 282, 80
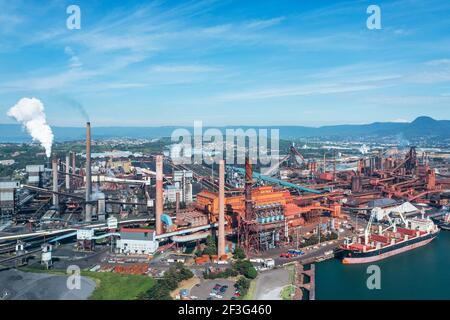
245, 17, 285, 29
150, 64, 220, 73
217, 83, 380, 101
64, 46, 83, 69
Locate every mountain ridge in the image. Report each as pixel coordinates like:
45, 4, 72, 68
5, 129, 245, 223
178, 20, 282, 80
0, 116, 449, 142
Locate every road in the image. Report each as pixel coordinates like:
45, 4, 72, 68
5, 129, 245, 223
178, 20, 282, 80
254, 268, 290, 300
273, 240, 342, 266
0, 269, 96, 300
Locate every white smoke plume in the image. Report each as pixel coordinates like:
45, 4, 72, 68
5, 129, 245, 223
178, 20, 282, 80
359, 144, 369, 155
7, 97, 54, 157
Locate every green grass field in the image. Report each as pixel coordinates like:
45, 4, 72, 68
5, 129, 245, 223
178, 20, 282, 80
242, 279, 257, 300
280, 285, 295, 300
19, 265, 155, 300
82, 271, 155, 300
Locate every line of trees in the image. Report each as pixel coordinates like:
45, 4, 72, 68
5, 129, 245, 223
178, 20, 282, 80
203, 247, 257, 280
139, 262, 193, 300
301, 231, 338, 248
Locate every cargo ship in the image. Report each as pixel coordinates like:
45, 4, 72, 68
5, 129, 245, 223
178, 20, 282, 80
433, 213, 450, 231
340, 210, 439, 264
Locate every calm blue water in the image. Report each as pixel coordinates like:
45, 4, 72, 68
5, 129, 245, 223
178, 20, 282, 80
316, 231, 450, 299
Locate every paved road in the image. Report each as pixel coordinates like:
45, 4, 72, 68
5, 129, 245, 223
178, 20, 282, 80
273, 240, 343, 266
254, 268, 290, 300
0, 269, 96, 300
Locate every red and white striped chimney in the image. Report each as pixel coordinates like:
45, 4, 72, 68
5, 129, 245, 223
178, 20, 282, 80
52, 158, 59, 209
155, 155, 163, 235
85, 122, 92, 222
218, 160, 225, 257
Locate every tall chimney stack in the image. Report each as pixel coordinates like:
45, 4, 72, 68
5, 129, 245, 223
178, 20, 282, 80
72, 151, 76, 175
52, 158, 59, 209
155, 155, 163, 235
175, 191, 180, 213
244, 156, 253, 220
65, 154, 70, 191
218, 160, 226, 257
85, 122, 92, 222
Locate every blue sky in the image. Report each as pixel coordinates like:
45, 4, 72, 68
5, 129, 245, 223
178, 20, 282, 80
0, 0, 450, 127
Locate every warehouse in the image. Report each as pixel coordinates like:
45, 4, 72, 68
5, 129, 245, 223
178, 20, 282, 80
116, 228, 159, 255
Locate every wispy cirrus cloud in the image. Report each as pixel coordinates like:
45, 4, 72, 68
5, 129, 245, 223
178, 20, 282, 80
150, 64, 221, 73
216, 83, 381, 101
245, 17, 285, 29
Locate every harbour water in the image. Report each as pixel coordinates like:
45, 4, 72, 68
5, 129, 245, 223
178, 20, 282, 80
316, 231, 450, 299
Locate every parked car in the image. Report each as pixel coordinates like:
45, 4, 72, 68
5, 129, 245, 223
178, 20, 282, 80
281, 250, 305, 258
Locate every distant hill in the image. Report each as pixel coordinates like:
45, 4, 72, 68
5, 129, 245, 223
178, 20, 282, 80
0, 116, 449, 142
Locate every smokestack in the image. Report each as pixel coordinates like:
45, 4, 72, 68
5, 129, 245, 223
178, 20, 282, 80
175, 191, 180, 213
65, 154, 70, 191
52, 158, 59, 209
155, 155, 163, 235
85, 122, 92, 222
218, 160, 225, 257
72, 151, 76, 175
244, 156, 253, 220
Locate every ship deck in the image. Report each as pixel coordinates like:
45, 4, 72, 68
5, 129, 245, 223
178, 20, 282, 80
344, 228, 428, 253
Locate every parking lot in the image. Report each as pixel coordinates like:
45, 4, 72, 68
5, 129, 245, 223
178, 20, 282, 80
189, 279, 236, 300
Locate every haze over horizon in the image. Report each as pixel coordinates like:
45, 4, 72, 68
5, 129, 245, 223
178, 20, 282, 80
1, 0, 450, 126
0, 115, 444, 128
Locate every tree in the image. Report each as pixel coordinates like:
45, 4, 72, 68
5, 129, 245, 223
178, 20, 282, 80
233, 247, 246, 260
202, 235, 217, 256
140, 264, 194, 300
233, 259, 257, 279
235, 277, 250, 291
234, 276, 251, 297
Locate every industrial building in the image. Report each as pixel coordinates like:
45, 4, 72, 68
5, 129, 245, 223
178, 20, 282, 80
173, 170, 193, 204
0, 179, 19, 216
116, 228, 159, 255
26, 164, 45, 186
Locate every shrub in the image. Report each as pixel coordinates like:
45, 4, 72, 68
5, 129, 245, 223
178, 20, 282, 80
233, 247, 246, 260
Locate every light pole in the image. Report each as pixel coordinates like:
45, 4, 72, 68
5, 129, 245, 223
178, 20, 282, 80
296, 226, 301, 250
318, 217, 322, 245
